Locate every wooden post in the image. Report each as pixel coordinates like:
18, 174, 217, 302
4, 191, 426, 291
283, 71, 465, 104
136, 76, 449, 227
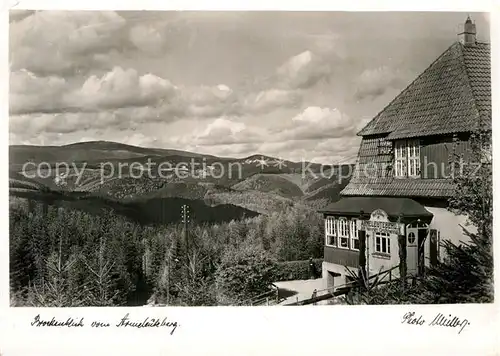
397, 214, 407, 289
366, 230, 370, 289
358, 210, 367, 291
429, 229, 438, 267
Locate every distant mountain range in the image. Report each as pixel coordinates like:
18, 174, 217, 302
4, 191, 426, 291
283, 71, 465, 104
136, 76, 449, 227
9, 140, 354, 224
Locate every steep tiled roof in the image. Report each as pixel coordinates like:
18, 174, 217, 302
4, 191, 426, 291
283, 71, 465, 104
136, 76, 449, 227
357, 42, 491, 139
341, 40, 490, 199
462, 42, 491, 129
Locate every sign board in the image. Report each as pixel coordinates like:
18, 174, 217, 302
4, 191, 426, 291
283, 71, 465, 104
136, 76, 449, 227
361, 220, 402, 235
360, 209, 404, 235
370, 209, 389, 222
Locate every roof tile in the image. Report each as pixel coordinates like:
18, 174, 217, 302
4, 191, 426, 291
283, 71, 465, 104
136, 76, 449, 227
357, 42, 491, 139
342, 41, 490, 198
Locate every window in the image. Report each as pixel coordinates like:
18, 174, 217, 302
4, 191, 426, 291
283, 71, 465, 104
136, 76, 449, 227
395, 140, 407, 177
408, 140, 420, 177
337, 219, 349, 248
375, 231, 391, 254
394, 139, 420, 178
350, 219, 359, 250
325, 217, 361, 251
325, 217, 337, 247
407, 232, 416, 244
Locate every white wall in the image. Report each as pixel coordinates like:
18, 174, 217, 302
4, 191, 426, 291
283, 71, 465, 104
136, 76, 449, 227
425, 206, 474, 265
323, 208, 473, 283
366, 230, 400, 278
322, 261, 357, 289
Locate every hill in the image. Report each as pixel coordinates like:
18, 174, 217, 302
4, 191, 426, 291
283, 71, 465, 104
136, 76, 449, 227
9, 141, 223, 166
9, 141, 355, 218
304, 179, 351, 204
204, 189, 295, 215
231, 173, 304, 199
9, 187, 259, 226
9, 171, 50, 192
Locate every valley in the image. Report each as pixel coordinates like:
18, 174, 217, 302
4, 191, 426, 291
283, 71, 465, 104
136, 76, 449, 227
9, 140, 354, 221
9, 140, 354, 307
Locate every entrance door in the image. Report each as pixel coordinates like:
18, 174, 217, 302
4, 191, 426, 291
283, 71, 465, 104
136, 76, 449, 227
406, 228, 418, 275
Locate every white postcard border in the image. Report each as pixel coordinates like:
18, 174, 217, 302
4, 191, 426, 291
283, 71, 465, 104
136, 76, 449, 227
0, 1, 499, 355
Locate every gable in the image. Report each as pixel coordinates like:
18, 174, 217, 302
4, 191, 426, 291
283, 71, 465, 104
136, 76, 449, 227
357, 42, 491, 139
342, 41, 490, 199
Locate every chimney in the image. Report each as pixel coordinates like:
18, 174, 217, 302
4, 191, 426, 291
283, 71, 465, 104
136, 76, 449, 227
458, 16, 477, 46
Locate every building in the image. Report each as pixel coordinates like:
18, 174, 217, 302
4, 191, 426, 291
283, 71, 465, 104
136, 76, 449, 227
321, 17, 491, 289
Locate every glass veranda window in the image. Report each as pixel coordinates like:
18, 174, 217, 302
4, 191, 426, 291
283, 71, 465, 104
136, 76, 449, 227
350, 219, 359, 250
337, 219, 349, 248
325, 217, 337, 247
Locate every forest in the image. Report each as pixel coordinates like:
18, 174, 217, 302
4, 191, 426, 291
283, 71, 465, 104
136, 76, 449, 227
10, 200, 324, 307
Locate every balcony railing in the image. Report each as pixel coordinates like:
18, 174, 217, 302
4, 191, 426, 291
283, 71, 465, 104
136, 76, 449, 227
323, 246, 359, 268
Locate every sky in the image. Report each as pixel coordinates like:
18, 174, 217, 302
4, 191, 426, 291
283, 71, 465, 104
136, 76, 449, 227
9, 11, 490, 163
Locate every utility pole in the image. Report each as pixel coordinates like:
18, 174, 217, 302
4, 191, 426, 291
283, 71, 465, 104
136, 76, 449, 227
181, 204, 190, 254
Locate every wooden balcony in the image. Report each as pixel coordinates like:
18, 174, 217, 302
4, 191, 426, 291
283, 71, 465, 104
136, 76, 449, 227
323, 246, 359, 268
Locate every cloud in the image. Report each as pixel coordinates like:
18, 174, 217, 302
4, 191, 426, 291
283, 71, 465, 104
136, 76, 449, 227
14, 11, 474, 163
10, 111, 121, 136
276, 50, 331, 89
156, 105, 362, 162
10, 65, 240, 125
237, 50, 334, 115
244, 89, 301, 114
69, 66, 177, 110
9, 11, 128, 76
183, 85, 233, 104
129, 23, 166, 55
195, 118, 246, 144
10, 70, 69, 115
278, 106, 356, 140
354, 66, 408, 101
184, 117, 267, 147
